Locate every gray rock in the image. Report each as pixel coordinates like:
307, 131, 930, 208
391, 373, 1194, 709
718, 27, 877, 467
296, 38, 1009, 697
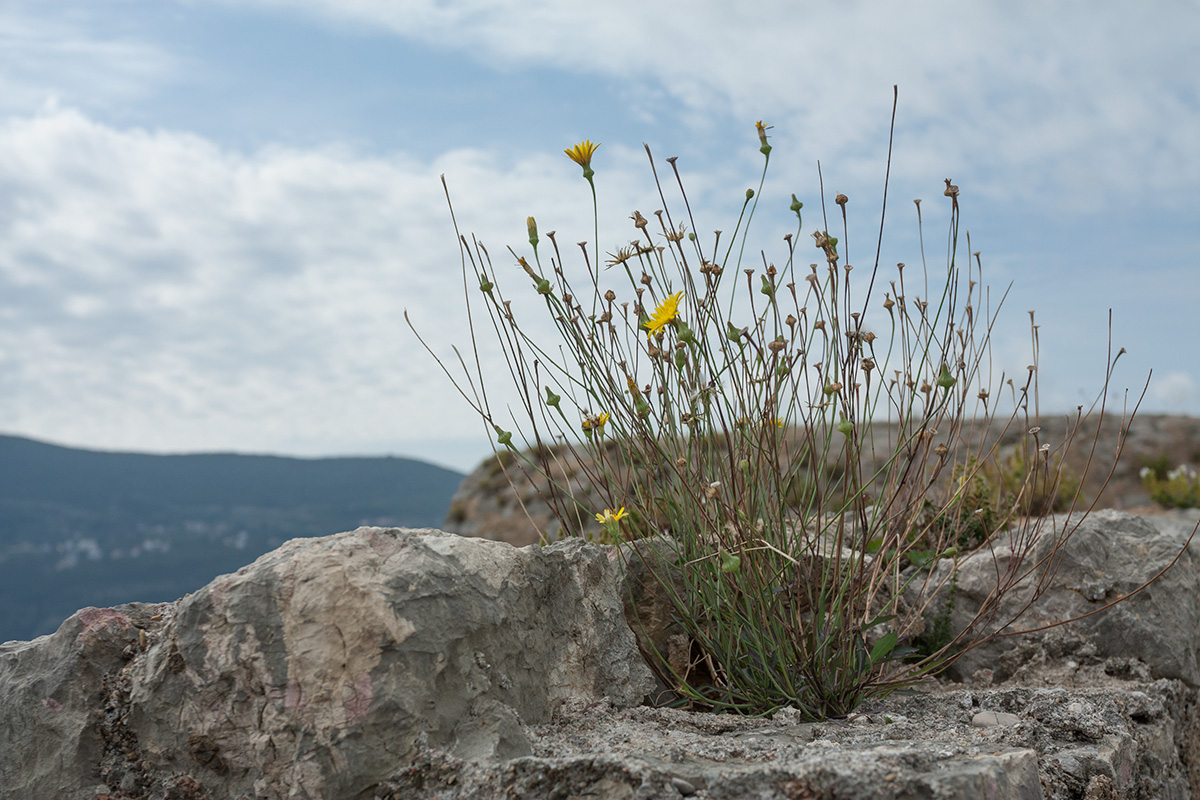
0, 527, 655, 800
0, 603, 160, 798
4, 516, 1200, 799
971, 709, 1022, 727
930, 509, 1200, 685
373, 682, 1196, 800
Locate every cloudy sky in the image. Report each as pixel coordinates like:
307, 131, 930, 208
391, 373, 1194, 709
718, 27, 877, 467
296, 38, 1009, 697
1, 2, 1197, 473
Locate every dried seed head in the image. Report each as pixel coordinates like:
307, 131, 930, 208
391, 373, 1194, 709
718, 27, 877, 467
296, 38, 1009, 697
768, 339, 786, 353
835, 193, 848, 207
641, 273, 653, 286
864, 331, 876, 344
944, 178, 959, 198
630, 210, 648, 229
862, 358, 875, 371
935, 443, 949, 457
675, 457, 687, 469
604, 289, 616, 302
785, 314, 797, 327
814, 320, 826, 331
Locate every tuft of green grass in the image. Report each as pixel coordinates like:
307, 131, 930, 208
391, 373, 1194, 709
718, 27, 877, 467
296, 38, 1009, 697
412, 93, 1157, 718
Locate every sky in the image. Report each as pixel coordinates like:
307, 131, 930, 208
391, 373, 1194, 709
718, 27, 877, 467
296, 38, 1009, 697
1, 1, 1198, 474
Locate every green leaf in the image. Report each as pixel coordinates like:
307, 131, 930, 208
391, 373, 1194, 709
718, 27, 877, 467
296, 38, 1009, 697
870, 631, 899, 665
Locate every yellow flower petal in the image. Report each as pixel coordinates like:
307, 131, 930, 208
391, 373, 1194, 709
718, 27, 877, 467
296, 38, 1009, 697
644, 291, 684, 339
564, 140, 600, 169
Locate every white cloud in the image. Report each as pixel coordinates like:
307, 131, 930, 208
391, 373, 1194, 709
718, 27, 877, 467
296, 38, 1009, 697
205, 0, 1200, 210
0, 106, 691, 469
0, 5, 178, 115
1146, 371, 1198, 414
0, 102, 1193, 472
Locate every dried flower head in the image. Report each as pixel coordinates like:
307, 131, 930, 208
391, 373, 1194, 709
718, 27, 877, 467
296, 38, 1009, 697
606, 246, 635, 268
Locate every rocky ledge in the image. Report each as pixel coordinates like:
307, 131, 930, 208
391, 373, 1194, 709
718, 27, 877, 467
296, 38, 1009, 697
2, 510, 1200, 799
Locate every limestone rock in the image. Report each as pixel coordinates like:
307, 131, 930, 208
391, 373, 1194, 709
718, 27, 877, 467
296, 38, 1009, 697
928, 509, 1200, 685
4, 514, 1200, 799
0, 603, 160, 798
0, 527, 655, 800
374, 681, 1196, 800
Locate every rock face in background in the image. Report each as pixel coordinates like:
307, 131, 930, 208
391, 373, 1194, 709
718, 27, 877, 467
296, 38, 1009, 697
444, 414, 1200, 546
1, 512, 1199, 799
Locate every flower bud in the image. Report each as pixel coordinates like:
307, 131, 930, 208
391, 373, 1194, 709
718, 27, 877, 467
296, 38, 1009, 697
937, 362, 957, 389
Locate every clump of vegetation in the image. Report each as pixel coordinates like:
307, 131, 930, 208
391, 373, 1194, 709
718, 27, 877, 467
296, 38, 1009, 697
411, 92, 1148, 718
989, 443, 1082, 517
1141, 462, 1200, 508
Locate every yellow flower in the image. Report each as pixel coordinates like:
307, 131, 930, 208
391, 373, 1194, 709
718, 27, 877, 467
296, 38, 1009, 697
582, 412, 610, 434
644, 291, 684, 339
564, 139, 600, 170
594, 507, 629, 525
755, 120, 772, 155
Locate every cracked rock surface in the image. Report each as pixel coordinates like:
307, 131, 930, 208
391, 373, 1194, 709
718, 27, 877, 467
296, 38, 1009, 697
2, 515, 1200, 799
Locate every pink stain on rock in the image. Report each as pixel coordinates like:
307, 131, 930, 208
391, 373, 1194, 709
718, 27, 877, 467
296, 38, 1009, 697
284, 677, 304, 712
75, 608, 132, 647
343, 672, 373, 725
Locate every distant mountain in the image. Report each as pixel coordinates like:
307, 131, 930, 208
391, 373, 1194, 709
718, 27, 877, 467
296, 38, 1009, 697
0, 434, 465, 643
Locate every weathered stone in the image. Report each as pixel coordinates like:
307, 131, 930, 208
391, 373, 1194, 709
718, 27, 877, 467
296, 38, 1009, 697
971, 709, 1022, 727
0, 527, 655, 800
927, 509, 1200, 686
4, 514, 1200, 799
0, 603, 160, 798
373, 682, 1196, 800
